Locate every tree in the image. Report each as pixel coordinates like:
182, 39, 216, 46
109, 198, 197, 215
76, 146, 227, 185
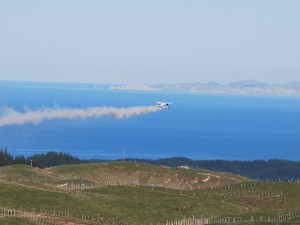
0, 147, 14, 166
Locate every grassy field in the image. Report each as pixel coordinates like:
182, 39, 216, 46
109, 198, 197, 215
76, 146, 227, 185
50, 161, 247, 189
0, 162, 300, 224
0, 218, 37, 225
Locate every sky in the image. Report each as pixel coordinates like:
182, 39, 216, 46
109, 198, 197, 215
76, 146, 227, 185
0, 0, 300, 84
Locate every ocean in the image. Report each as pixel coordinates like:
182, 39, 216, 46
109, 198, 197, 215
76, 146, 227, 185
1, 81, 300, 160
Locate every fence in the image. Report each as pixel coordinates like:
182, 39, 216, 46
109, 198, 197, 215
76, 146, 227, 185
0, 207, 129, 225
2, 207, 300, 225
3, 175, 299, 193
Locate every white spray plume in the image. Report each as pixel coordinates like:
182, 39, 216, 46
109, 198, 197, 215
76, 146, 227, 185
0, 105, 161, 127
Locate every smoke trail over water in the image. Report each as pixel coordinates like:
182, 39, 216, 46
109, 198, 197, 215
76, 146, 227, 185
0, 105, 161, 127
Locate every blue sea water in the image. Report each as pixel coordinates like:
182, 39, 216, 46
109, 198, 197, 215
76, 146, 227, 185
1, 82, 300, 160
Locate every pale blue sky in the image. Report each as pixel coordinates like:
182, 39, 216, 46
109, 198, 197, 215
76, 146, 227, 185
0, 0, 299, 84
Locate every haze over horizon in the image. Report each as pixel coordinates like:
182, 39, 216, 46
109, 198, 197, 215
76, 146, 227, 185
1, 1, 299, 84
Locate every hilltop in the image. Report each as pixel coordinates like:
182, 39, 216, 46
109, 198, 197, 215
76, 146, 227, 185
1, 162, 300, 225
131, 157, 300, 182
2, 149, 300, 181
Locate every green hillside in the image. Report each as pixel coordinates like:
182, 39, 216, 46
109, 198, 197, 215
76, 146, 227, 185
50, 161, 247, 189
0, 218, 37, 225
0, 162, 300, 225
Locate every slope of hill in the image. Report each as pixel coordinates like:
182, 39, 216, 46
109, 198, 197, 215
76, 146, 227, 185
2, 149, 300, 181
131, 157, 300, 181
49, 162, 247, 190
0, 163, 300, 225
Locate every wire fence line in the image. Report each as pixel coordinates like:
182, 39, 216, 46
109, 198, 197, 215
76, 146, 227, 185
2, 207, 300, 225
0, 207, 119, 225
2, 175, 299, 193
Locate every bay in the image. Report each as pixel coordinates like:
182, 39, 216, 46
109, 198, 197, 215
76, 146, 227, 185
0, 82, 300, 160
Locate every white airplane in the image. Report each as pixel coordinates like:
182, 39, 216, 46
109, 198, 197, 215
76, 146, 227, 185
156, 102, 173, 109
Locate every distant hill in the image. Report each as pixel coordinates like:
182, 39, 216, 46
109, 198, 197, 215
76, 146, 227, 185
227, 80, 269, 88
110, 80, 300, 96
2, 80, 300, 96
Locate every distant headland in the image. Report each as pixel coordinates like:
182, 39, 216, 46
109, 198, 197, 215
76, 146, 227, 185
110, 80, 300, 96
2, 80, 300, 96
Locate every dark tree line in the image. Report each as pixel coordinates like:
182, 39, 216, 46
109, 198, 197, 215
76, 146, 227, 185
0, 148, 81, 168
30, 151, 82, 168
0, 148, 14, 166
